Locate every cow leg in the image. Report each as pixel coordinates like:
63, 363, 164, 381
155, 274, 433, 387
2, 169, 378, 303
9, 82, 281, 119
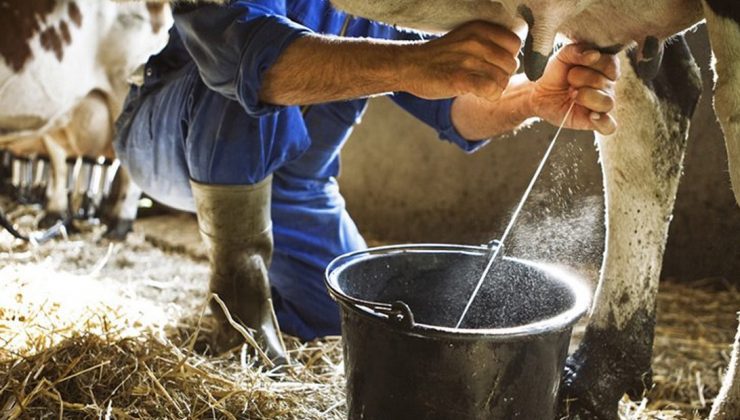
40, 134, 70, 228
101, 164, 140, 240
703, 4, 740, 418
703, 0, 740, 209
561, 38, 702, 419
709, 315, 740, 420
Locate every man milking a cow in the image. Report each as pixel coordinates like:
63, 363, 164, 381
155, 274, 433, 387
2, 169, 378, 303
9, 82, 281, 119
115, 0, 618, 363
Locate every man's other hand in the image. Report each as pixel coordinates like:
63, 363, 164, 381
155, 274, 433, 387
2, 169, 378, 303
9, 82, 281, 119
530, 44, 620, 135
402, 21, 521, 101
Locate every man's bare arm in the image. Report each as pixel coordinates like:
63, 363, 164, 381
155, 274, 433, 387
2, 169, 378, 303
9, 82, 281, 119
260, 35, 415, 105
259, 21, 521, 106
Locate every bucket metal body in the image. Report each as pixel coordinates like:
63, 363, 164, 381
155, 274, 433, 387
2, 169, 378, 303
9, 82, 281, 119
325, 244, 591, 420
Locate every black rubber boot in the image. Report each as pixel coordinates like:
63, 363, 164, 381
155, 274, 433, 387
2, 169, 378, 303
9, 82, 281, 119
191, 175, 288, 365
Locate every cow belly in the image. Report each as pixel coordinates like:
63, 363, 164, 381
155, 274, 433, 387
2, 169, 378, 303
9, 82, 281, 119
563, 0, 704, 48
0, 69, 99, 138
330, 0, 523, 33
330, 0, 704, 48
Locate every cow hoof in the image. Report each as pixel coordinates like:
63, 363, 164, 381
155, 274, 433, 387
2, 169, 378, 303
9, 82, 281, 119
560, 398, 611, 420
39, 211, 68, 229
559, 324, 654, 420
103, 218, 133, 241
560, 359, 622, 420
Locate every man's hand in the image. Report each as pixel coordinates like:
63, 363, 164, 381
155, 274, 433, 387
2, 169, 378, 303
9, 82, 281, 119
530, 44, 620, 135
401, 21, 521, 101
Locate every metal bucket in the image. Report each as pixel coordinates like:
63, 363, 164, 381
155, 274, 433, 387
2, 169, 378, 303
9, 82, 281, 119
325, 244, 591, 420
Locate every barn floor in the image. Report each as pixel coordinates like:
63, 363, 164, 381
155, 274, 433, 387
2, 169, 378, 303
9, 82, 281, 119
0, 202, 737, 419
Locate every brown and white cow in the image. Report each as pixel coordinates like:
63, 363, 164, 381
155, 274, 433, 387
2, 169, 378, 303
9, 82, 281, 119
327, 0, 740, 419
0, 1, 172, 239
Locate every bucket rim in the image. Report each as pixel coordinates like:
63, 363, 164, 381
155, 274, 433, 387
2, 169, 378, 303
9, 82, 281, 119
325, 243, 592, 339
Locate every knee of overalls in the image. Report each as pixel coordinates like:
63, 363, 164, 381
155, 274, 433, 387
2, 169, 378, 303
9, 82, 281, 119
114, 65, 198, 212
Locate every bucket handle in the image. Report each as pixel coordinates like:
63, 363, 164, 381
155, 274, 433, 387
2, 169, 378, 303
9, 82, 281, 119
372, 300, 416, 329
341, 295, 416, 330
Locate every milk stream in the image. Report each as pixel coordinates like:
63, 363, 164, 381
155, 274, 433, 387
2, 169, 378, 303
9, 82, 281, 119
455, 102, 577, 329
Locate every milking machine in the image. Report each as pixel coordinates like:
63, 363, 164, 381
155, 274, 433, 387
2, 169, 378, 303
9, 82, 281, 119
0, 151, 121, 243
67, 156, 114, 220
0, 150, 11, 194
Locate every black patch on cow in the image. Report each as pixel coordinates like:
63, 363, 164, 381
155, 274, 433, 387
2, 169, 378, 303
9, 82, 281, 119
705, 0, 740, 23
560, 308, 657, 420
40, 26, 64, 61
629, 35, 702, 118
59, 21, 72, 44
146, 3, 167, 34
68, 2, 82, 27
0, 0, 56, 72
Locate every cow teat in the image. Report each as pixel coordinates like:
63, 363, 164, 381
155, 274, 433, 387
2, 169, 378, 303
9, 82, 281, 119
633, 36, 665, 81
518, 4, 554, 81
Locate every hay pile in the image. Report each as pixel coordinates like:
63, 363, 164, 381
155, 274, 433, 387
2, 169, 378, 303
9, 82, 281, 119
0, 204, 344, 418
649, 279, 739, 415
0, 265, 345, 419
0, 325, 345, 419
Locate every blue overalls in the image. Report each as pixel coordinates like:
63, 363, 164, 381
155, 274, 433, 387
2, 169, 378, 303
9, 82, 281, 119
115, 0, 487, 340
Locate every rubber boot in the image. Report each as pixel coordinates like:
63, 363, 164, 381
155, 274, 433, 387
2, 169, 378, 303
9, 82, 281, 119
191, 175, 288, 364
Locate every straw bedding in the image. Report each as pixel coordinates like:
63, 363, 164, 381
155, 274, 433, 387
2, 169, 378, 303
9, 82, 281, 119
0, 203, 736, 419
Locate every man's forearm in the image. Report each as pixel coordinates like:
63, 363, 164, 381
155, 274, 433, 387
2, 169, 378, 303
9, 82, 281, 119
260, 21, 522, 107
260, 34, 418, 105
450, 74, 535, 140
261, 31, 532, 139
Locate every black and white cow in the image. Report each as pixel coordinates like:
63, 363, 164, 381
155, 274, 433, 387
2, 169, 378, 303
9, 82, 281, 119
0, 1, 172, 239
326, 0, 739, 419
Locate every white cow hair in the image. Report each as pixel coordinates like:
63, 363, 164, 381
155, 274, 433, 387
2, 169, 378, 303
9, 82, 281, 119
709, 314, 740, 420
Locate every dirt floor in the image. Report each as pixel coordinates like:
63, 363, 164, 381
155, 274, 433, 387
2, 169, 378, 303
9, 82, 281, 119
0, 201, 738, 419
